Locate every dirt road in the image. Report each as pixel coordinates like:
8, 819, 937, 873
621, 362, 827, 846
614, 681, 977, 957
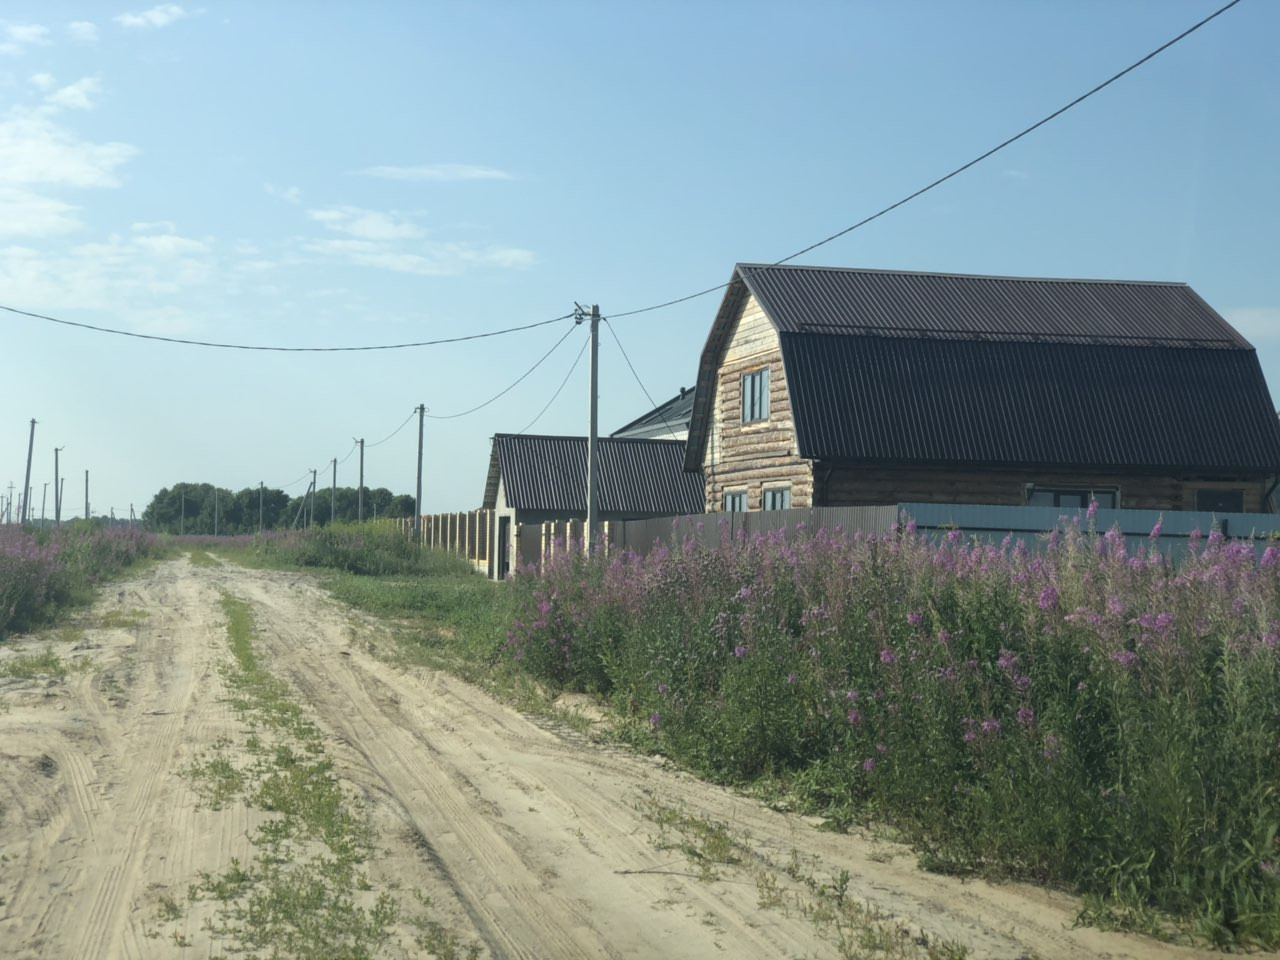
0, 556, 1255, 959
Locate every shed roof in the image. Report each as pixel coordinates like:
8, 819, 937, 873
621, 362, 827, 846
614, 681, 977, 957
483, 434, 704, 515
685, 263, 1280, 473
611, 387, 696, 440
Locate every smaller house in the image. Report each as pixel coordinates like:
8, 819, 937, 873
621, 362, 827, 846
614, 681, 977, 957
610, 387, 696, 441
483, 433, 704, 577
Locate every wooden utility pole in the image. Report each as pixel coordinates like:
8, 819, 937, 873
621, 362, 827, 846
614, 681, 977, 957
356, 438, 364, 522
41, 482, 48, 529
84, 469, 89, 523
330, 457, 336, 525
259, 481, 264, 533
309, 469, 316, 528
54, 446, 64, 526
180, 491, 185, 535
214, 487, 219, 536
21, 419, 35, 524
576, 304, 601, 552
414, 404, 425, 544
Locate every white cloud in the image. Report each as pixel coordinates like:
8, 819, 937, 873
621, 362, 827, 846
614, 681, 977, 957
30, 72, 56, 91
114, 4, 189, 29
265, 183, 302, 205
0, 187, 81, 237
1224, 308, 1280, 344
133, 233, 208, 256
356, 163, 515, 182
68, 21, 99, 43
45, 77, 102, 112
307, 205, 424, 241
1, 22, 51, 55
0, 109, 137, 189
302, 237, 533, 276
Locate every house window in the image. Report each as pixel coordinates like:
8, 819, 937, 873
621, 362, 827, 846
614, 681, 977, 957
763, 486, 791, 511
741, 367, 770, 423
1027, 486, 1117, 509
1196, 489, 1244, 513
724, 491, 747, 513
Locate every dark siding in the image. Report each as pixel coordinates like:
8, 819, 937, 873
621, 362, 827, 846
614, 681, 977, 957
739, 264, 1247, 346
495, 435, 704, 515
784, 334, 1280, 471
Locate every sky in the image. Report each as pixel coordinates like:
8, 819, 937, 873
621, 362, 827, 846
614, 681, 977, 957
2, 0, 1278, 521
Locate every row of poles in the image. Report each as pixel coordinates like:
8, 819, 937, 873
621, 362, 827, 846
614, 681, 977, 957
3, 418, 117, 528
8, 302, 603, 543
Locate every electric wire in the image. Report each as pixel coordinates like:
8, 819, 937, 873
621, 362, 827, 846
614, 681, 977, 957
426, 322, 579, 420
366, 409, 418, 448
1, 302, 575, 351
603, 318, 678, 438
607, 0, 1243, 321
335, 440, 359, 467
517, 330, 590, 435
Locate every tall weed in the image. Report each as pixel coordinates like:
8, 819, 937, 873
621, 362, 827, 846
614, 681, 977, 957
507, 519, 1280, 946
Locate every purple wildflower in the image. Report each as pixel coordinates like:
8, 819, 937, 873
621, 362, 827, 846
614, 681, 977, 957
1017, 705, 1036, 727
907, 611, 923, 628
981, 718, 1002, 735
1111, 650, 1138, 669
879, 647, 897, 665
786, 673, 798, 685
733, 645, 748, 659
657, 683, 669, 696
1038, 586, 1059, 612
847, 709, 863, 725
649, 712, 662, 730
862, 758, 877, 772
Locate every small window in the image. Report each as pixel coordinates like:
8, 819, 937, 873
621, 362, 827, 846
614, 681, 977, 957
723, 491, 747, 513
741, 368, 770, 423
1196, 489, 1244, 513
763, 486, 791, 511
1027, 487, 1116, 509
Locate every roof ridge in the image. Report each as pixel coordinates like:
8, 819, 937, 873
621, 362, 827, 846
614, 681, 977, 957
736, 262, 1189, 288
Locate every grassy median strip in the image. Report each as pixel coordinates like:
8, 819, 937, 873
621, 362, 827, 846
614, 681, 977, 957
164, 591, 477, 960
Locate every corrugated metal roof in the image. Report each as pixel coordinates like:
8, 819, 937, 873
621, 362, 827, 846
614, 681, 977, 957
738, 263, 1249, 347
611, 388, 696, 440
784, 333, 1280, 470
484, 434, 704, 515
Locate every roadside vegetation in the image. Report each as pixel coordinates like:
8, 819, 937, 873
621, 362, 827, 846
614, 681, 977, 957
506, 518, 1280, 949
0, 523, 163, 639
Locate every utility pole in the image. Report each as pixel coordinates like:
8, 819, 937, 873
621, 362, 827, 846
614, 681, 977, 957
356, 438, 364, 522
414, 404, 425, 545
330, 457, 336, 525
214, 487, 219, 536
309, 469, 317, 529
84, 469, 89, 523
41, 482, 48, 529
6, 482, 13, 524
21, 419, 35, 524
575, 304, 601, 552
54, 446, 64, 526
259, 481, 264, 534
180, 491, 185, 535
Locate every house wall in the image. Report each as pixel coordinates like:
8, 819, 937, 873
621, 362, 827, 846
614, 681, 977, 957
817, 465, 1272, 513
704, 293, 814, 511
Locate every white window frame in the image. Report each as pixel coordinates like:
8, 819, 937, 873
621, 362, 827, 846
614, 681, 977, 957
723, 490, 747, 513
763, 486, 791, 511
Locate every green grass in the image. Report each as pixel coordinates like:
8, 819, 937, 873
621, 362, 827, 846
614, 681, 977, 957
0, 649, 68, 679
166, 590, 477, 959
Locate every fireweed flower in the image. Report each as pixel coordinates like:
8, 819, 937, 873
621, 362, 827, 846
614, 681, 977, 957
649, 713, 662, 729
997, 649, 1018, 673
1111, 650, 1138, 668
1017, 705, 1036, 727
1086, 499, 1099, 522
863, 758, 877, 772
879, 647, 897, 665
1038, 586, 1059, 611
733, 645, 748, 659
907, 611, 923, 627
982, 719, 1002, 735
847, 709, 863, 725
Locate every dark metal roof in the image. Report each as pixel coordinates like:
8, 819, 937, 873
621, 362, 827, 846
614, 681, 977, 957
737, 263, 1249, 347
784, 333, 1280, 471
611, 387, 696, 440
483, 434, 704, 515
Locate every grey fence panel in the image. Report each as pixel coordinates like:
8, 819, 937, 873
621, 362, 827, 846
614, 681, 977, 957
517, 525, 542, 570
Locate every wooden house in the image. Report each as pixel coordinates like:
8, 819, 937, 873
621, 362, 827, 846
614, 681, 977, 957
684, 263, 1280, 513
483, 434, 704, 577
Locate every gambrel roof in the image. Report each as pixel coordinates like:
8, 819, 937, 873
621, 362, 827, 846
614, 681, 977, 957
483, 434, 704, 515
686, 263, 1280, 473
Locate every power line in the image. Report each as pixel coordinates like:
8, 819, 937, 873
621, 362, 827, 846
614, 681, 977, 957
335, 439, 359, 466
603, 318, 677, 438
607, 0, 1243, 321
517, 330, 590, 435
367, 408, 418, 447
2, 302, 574, 351
426, 322, 579, 420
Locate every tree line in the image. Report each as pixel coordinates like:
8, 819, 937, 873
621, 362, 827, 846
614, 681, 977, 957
140, 482, 417, 535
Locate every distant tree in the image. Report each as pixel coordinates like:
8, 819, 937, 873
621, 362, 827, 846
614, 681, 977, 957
142, 482, 415, 534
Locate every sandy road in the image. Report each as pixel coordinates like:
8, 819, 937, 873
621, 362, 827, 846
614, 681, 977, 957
0, 556, 1262, 959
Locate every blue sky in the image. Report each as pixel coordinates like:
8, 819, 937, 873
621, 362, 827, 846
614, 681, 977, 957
2, 1, 1278, 520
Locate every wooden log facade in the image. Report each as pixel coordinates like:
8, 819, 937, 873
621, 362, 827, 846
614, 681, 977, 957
704, 292, 814, 511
